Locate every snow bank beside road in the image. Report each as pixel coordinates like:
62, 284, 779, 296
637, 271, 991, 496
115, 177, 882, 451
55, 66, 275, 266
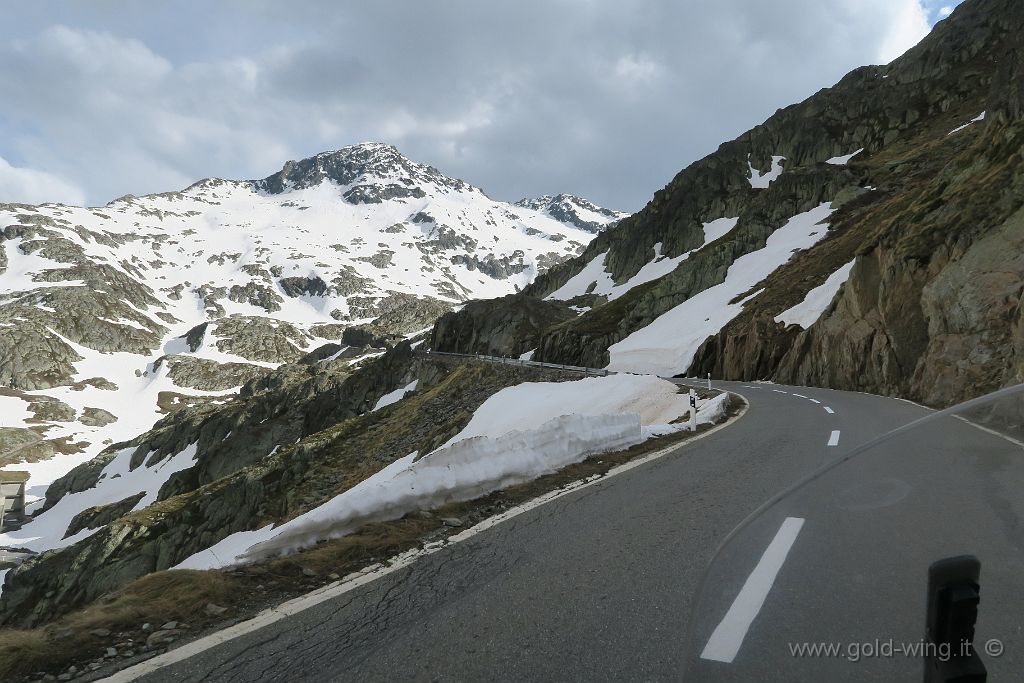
176, 375, 727, 568
642, 392, 730, 438
241, 412, 643, 561
442, 374, 691, 446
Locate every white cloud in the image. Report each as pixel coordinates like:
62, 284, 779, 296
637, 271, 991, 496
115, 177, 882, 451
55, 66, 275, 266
0, 156, 85, 205
30, 25, 172, 82
876, 0, 931, 63
612, 54, 663, 86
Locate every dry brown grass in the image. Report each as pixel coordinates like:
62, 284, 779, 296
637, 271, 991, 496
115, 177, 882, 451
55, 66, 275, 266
0, 629, 48, 677
67, 571, 237, 629
0, 571, 238, 680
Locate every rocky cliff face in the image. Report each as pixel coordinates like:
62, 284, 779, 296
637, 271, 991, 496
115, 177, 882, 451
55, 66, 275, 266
438, 0, 1023, 407
753, 135, 1024, 404
687, 0, 1024, 405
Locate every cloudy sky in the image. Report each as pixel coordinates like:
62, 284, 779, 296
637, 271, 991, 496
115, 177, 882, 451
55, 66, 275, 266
0, 0, 963, 211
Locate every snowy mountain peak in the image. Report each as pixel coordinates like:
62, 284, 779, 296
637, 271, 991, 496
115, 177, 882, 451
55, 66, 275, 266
515, 193, 629, 233
0, 143, 628, 505
255, 142, 479, 202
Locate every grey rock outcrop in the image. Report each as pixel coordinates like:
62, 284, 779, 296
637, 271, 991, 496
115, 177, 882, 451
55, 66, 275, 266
80, 408, 117, 427
152, 355, 272, 391
228, 281, 283, 313
278, 275, 328, 298
255, 143, 475, 198
431, 295, 577, 358
209, 316, 310, 364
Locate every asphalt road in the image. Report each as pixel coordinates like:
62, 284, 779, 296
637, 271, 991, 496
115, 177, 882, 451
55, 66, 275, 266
687, 384, 1024, 681
115, 380, 997, 682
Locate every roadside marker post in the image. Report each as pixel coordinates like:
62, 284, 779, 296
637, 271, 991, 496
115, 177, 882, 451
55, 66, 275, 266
690, 389, 698, 432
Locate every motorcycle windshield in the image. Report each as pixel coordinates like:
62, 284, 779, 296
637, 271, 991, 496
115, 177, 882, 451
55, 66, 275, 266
684, 383, 1024, 681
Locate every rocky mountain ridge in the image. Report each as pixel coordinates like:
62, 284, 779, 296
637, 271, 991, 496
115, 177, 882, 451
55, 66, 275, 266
514, 194, 629, 234
256, 143, 477, 200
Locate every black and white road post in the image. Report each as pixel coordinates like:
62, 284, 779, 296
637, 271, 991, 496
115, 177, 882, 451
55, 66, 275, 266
689, 389, 697, 432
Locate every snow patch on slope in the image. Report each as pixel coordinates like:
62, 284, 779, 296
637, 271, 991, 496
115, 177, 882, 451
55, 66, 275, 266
826, 149, 864, 165
948, 111, 986, 135
701, 217, 740, 245
372, 380, 418, 411
0, 442, 199, 554
0, 396, 33, 427
748, 155, 785, 188
546, 217, 740, 303
607, 203, 836, 375
604, 245, 690, 300
545, 252, 615, 300
775, 260, 855, 328
174, 524, 276, 571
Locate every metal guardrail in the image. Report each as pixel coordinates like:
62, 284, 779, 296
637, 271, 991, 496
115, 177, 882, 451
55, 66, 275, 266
421, 350, 611, 376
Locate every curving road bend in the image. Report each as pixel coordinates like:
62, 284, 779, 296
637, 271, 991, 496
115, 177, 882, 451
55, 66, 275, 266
107, 381, 934, 682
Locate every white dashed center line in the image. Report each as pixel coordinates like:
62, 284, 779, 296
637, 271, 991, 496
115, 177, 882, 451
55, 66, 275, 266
792, 393, 807, 399
808, 398, 821, 404
772, 389, 787, 394
823, 406, 835, 414
827, 430, 840, 446
700, 517, 806, 663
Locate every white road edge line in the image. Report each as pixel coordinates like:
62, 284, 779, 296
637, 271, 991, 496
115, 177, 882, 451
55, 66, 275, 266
99, 397, 751, 682
823, 406, 835, 414
700, 517, 805, 664
827, 430, 840, 446
952, 415, 1024, 450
